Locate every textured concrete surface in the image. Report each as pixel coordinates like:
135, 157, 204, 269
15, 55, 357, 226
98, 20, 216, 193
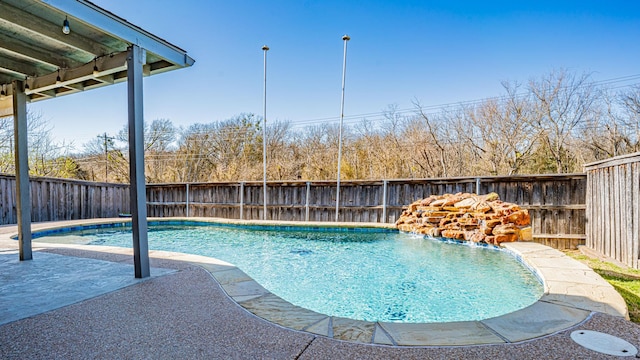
0, 257, 315, 359
0, 250, 173, 326
0, 249, 639, 359
1, 219, 640, 359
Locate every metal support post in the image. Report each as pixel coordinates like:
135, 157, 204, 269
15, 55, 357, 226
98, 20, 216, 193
127, 45, 150, 278
12, 80, 32, 261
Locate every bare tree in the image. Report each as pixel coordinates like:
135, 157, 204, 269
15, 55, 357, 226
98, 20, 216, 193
265, 120, 297, 180
398, 116, 442, 178
0, 111, 76, 177
413, 100, 450, 177
174, 122, 212, 182
463, 82, 539, 175
529, 69, 597, 173
174, 113, 262, 182
575, 88, 632, 162
619, 85, 640, 152
295, 123, 344, 180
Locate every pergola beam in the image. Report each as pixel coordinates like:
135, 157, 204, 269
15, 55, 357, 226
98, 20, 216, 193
42, 0, 195, 67
0, 51, 179, 113
0, 33, 71, 70
27, 51, 128, 95
0, 2, 110, 60
0, 55, 43, 79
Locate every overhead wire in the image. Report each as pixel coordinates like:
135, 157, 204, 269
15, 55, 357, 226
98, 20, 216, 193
37, 74, 640, 146
286, 74, 640, 128
6, 74, 637, 155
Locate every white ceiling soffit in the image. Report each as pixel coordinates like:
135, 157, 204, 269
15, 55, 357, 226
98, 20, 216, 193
0, 0, 195, 117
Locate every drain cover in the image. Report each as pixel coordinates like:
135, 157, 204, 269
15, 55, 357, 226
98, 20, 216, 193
571, 330, 638, 356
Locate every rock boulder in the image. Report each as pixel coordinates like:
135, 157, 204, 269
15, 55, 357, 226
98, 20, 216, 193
395, 192, 532, 246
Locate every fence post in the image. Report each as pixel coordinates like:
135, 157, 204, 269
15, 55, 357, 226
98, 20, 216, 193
305, 182, 311, 222
185, 183, 190, 217
475, 177, 481, 194
239, 182, 245, 220
382, 180, 388, 223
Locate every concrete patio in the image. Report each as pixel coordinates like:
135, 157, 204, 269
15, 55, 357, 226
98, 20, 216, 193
1, 219, 639, 359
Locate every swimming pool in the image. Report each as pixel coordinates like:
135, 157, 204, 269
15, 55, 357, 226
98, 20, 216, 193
34, 221, 543, 323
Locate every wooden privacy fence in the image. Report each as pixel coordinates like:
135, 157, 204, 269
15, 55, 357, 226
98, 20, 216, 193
147, 174, 587, 249
0, 174, 129, 225
0, 173, 587, 249
585, 152, 640, 268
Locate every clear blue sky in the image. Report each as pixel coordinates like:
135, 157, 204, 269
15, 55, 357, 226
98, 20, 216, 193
30, 1, 640, 151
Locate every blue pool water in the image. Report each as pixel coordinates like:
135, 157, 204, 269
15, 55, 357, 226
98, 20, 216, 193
34, 222, 543, 323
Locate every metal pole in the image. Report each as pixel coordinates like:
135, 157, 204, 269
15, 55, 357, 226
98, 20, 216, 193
262, 45, 269, 220
12, 79, 32, 261
103, 133, 108, 181
127, 45, 150, 278
335, 34, 350, 222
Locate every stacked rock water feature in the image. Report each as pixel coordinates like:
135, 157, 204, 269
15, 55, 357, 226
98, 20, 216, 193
395, 192, 532, 245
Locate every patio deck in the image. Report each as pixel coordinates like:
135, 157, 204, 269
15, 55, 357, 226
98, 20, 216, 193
0, 219, 638, 359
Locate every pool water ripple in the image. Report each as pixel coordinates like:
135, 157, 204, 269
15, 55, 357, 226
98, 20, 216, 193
34, 223, 543, 323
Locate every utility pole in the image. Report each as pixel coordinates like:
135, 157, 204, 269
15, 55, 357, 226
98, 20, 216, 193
98, 132, 114, 182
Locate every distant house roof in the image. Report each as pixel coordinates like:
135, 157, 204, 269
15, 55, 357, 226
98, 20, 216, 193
0, 0, 195, 116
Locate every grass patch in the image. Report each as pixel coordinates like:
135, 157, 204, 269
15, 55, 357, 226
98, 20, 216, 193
565, 250, 640, 323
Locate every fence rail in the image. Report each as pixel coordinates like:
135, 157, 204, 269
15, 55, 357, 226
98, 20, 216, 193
0, 173, 587, 249
585, 152, 640, 268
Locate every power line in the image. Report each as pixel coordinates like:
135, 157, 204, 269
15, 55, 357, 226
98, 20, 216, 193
52, 75, 640, 144
288, 76, 640, 128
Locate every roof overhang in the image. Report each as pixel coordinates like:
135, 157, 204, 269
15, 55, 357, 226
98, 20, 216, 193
0, 0, 195, 117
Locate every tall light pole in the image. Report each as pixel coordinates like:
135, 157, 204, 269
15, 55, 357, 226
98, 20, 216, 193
335, 34, 350, 222
262, 45, 269, 220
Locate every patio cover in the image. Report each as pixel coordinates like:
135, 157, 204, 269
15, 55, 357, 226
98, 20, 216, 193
0, 0, 195, 277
